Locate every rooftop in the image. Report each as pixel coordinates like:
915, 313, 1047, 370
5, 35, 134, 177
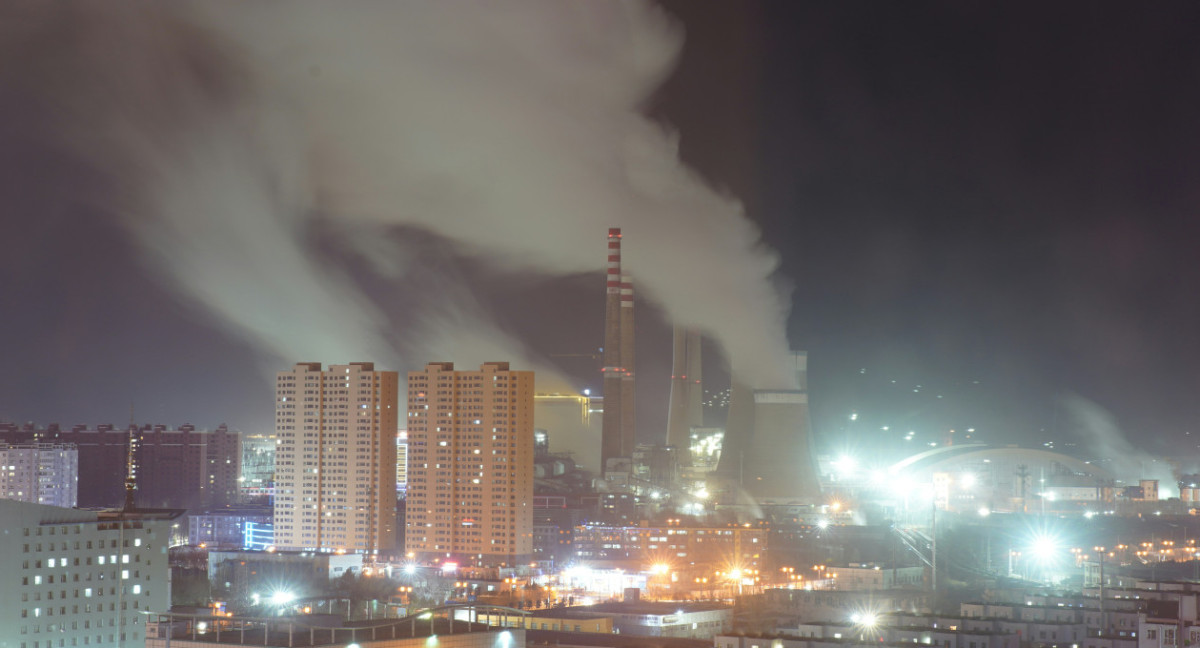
576, 600, 731, 616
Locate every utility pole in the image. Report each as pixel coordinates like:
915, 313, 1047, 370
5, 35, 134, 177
1094, 546, 1107, 633
1016, 465, 1030, 514
931, 500, 938, 603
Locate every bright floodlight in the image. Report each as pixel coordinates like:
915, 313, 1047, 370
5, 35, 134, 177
1029, 532, 1061, 562
728, 568, 744, 581
860, 613, 878, 627
270, 590, 296, 605
834, 455, 858, 477
978, 507, 991, 517
959, 473, 977, 488
817, 519, 830, 530
651, 563, 670, 575
404, 563, 417, 575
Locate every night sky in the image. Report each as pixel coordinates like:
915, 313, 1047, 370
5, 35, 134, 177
3, 2, 1200, 468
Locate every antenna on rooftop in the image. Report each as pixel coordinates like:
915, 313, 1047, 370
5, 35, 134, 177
124, 402, 137, 511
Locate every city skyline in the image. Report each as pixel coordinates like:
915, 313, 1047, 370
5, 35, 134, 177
2, 2, 1200, 466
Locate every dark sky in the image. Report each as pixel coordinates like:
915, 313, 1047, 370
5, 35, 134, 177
4, 2, 1200, 466
656, 1, 1200, 461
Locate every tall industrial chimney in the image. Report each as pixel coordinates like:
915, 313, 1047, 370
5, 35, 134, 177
619, 275, 636, 458
601, 228, 625, 470
686, 330, 702, 427
666, 327, 703, 453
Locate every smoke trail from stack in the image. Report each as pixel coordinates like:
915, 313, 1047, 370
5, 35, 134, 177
0, 1, 795, 388
1062, 395, 1177, 498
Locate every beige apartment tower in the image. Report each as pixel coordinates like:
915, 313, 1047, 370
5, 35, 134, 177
274, 362, 398, 554
405, 362, 534, 566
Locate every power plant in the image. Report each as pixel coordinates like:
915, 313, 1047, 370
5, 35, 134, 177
665, 327, 704, 456
601, 227, 820, 506
714, 353, 821, 504
601, 228, 636, 470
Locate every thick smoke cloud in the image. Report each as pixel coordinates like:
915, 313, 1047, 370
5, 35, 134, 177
1062, 395, 1176, 497
4, 1, 794, 389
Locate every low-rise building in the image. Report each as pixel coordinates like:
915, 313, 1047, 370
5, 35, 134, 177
473, 607, 613, 633
0, 499, 180, 647
573, 520, 765, 595
761, 588, 931, 623
206, 550, 362, 601
829, 564, 924, 590
187, 506, 272, 549
579, 600, 731, 638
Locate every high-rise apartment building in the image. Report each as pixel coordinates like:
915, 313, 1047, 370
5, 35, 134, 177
136, 424, 241, 510
274, 362, 398, 555
396, 430, 408, 495
0, 423, 239, 509
239, 432, 276, 502
405, 362, 534, 566
0, 443, 78, 508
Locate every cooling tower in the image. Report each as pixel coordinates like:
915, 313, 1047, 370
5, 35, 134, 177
601, 228, 625, 469
619, 275, 636, 459
715, 378, 754, 477
721, 352, 820, 503
666, 327, 703, 454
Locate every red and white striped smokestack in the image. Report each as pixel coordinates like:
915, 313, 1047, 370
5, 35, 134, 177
601, 227, 624, 469
607, 227, 622, 296
619, 274, 636, 458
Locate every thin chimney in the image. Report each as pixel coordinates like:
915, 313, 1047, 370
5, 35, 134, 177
619, 274, 636, 458
601, 228, 624, 470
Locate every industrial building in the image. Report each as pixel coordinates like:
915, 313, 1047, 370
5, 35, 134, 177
719, 352, 822, 505
273, 362, 398, 554
886, 444, 1117, 514
666, 327, 704, 454
405, 361, 535, 566
532, 392, 602, 474
572, 520, 765, 597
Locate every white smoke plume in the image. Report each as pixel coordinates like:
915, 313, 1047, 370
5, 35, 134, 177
1062, 395, 1177, 498
4, 1, 794, 388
